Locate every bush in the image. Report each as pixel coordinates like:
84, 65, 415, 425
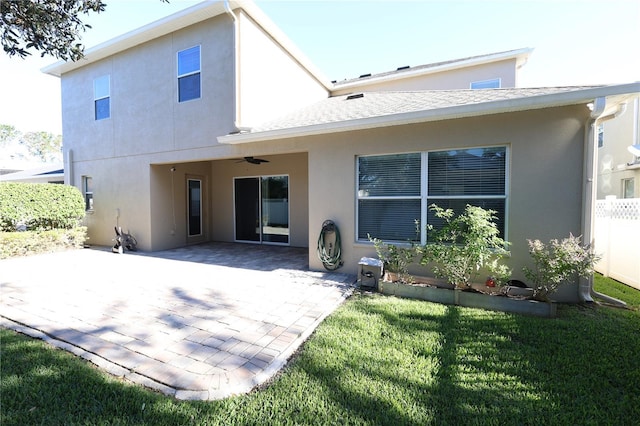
420, 204, 510, 289
0, 182, 85, 231
523, 234, 600, 301
0, 227, 87, 259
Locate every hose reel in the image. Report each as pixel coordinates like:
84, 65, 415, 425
317, 220, 343, 271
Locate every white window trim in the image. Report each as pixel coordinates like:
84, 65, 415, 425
83, 176, 94, 212
622, 177, 635, 199
232, 174, 291, 246
470, 78, 501, 89
177, 45, 201, 103
93, 75, 110, 120
355, 146, 510, 245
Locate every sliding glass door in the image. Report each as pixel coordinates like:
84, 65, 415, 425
234, 176, 289, 244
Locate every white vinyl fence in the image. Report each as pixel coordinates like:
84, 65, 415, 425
593, 197, 640, 290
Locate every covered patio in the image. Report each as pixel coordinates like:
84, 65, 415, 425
0, 243, 355, 400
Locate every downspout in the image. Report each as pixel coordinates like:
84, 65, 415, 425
65, 148, 74, 186
579, 97, 627, 305
224, 0, 250, 133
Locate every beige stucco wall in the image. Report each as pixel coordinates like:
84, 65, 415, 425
61, 15, 236, 164
237, 11, 328, 128
62, 14, 237, 249
209, 152, 309, 248
302, 105, 589, 302
331, 60, 518, 95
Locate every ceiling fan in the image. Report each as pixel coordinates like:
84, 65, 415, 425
235, 156, 270, 165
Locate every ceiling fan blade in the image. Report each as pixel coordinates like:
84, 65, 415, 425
245, 156, 269, 164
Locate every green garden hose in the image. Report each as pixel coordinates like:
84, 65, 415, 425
317, 220, 343, 270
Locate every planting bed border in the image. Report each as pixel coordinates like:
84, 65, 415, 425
377, 281, 556, 318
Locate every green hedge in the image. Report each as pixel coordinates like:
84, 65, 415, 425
0, 182, 85, 231
0, 227, 87, 259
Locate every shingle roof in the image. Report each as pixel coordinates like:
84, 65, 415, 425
220, 82, 639, 144
251, 86, 601, 133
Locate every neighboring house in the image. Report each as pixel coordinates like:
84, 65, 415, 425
43, 0, 639, 302
596, 95, 640, 199
0, 163, 64, 184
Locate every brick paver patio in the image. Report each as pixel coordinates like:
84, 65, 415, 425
0, 243, 355, 400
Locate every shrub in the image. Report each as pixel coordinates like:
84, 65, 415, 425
0, 227, 87, 259
0, 182, 85, 231
420, 204, 510, 289
369, 235, 416, 283
523, 234, 600, 301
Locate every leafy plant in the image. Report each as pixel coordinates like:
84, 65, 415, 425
523, 234, 601, 301
369, 235, 416, 284
420, 204, 510, 289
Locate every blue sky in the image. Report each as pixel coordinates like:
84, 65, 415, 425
1, 0, 638, 135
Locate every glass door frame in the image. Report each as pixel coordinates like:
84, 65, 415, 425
233, 175, 290, 246
186, 175, 206, 244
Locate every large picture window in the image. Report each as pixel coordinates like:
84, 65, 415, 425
357, 146, 508, 243
177, 45, 201, 102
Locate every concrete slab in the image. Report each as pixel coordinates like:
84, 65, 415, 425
0, 243, 355, 400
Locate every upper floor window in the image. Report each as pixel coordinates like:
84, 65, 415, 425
94, 75, 110, 120
470, 78, 501, 89
178, 45, 201, 102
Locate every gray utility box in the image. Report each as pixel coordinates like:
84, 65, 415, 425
358, 257, 384, 289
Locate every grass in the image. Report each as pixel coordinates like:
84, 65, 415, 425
2, 275, 639, 425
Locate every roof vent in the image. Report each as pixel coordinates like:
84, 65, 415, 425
359, 73, 371, 78
397, 65, 410, 71
346, 93, 364, 100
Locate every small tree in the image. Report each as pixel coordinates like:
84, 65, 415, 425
523, 234, 600, 301
1, 0, 106, 60
420, 204, 510, 289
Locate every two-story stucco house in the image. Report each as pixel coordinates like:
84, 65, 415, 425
43, 0, 639, 303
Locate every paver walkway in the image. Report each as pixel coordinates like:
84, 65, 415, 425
0, 243, 355, 400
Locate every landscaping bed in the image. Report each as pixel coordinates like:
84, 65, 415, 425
378, 277, 556, 317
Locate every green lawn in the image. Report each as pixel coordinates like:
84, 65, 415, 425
2, 275, 639, 425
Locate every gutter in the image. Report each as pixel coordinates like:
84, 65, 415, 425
579, 97, 628, 306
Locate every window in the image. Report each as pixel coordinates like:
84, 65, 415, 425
83, 176, 94, 211
470, 78, 501, 89
178, 45, 201, 102
357, 146, 508, 243
597, 124, 604, 148
94, 75, 110, 120
188, 179, 202, 236
623, 178, 635, 199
